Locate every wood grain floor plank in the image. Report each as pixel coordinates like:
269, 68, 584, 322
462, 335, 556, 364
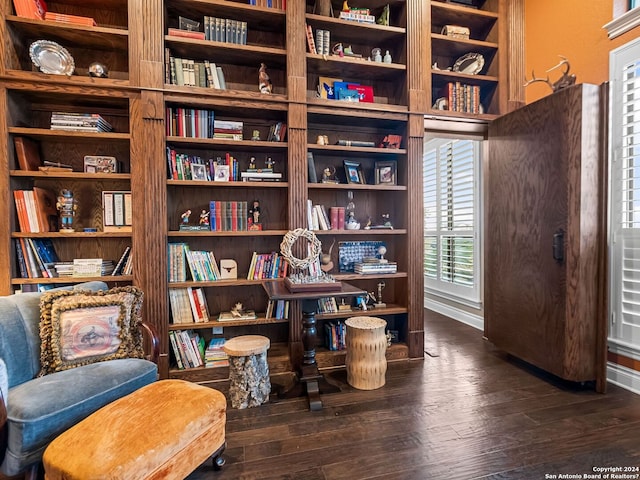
186, 310, 640, 480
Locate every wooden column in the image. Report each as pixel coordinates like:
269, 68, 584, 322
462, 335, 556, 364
0, 86, 10, 294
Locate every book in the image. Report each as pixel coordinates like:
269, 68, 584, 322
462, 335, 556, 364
307, 152, 317, 183
32, 187, 58, 232
336, 139, 376, 147
305, 23, 317, 54
167, 28, 205, 40
14, 137, 41, 171
44, 11, 96, 26
12, 0, 47, 20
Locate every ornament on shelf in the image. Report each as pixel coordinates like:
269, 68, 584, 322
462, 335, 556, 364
88, 62, 108, 78
56, 189, 77, 232
383, 50, 392, 63
259, 63, 272, 94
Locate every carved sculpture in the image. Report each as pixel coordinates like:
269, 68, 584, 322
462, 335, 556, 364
258, 63, 272, 94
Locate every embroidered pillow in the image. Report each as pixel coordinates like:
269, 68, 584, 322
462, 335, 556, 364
38, 286, 144, 376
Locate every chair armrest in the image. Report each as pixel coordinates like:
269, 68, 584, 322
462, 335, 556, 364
140, 321, 160, 365
0, 391, 7, 465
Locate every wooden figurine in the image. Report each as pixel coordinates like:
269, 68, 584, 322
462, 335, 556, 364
259, 63, 272, 94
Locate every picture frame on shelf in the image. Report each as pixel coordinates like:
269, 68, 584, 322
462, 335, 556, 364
214, 164, 230, 182
375, 161, 397, 185
344, 160, 365, 184
191, 164, 207, 181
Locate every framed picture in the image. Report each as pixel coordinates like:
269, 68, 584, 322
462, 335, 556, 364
343, 160, 365, 184
191, 163, 207, 181
214, 163, 230, 182
375, 161, 397, 185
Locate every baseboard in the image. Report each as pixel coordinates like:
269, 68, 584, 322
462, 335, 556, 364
425, 298, 484, 331
607, 362, 640, 395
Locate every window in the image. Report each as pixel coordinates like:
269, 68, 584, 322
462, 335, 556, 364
423, 138, 481, 306
610, 37, 640, 354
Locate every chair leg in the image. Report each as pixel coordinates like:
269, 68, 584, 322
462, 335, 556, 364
211, 442, 226, 471
24, 463, 40, 480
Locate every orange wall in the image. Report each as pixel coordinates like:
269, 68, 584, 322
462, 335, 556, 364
525, 0, 640, 104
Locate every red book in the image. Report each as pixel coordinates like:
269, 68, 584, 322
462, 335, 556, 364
168, 28, 205, 40
44, 11, 96, 26
13, 190, 30, 232
330, 207, 339, 230
13, 0, 47, 20
337, 207, 345, 230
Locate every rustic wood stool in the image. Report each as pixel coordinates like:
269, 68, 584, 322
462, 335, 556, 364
223, 335, 271, 408
42, 380, 226, 479
345, 316, 388, 390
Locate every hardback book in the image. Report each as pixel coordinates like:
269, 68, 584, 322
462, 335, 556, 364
14, 137, 41, 171
167, 28, 205, 40
44, 11, 96, 26
32, 187, 58, 232
12, 0, 47, 20
307, 152, 317, 183
336, 139, 376, 147
305, 23, 317, 54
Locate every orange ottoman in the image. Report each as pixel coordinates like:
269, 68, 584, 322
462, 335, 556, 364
43, 380, 226, 480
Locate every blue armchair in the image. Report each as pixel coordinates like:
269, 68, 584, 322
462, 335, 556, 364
0, 282, 159, 479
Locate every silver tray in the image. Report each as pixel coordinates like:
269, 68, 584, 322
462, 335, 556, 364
29, 40, 75, 76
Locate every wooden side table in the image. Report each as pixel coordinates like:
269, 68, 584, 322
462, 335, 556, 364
262, 280, 365, 411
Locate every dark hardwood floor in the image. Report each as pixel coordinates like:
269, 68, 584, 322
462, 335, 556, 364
188, 310, 640, 480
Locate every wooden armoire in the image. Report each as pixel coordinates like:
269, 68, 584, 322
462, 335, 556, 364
485, 83, 608, 392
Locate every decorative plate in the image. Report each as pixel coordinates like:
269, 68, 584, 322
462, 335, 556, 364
29, 40, 75, 76
452, 52, 484, 75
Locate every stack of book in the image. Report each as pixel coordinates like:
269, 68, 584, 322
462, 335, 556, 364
247, 252, 288, 279
247, 0, 286, 9
13, 187, 57, 232
325, 321, 347, 350
307, 201, 331, 230
169, 329, 205, 369
14, 238, 59, 279
168, 243, 188, 282
339, 9, 375, 24
240, 170, 282, 182
265, 299, 290, 319
44, 11, 96, 26
354, 260, 398, 274
209, 201, 248, 231
50, 112, 113, 132
317, 297, 338, 314
213, 120, 243, 141
169, 287, 209, 323
165, 54, 226, 90
203, 17, 247, 44
111, 246, 132, 276
165, 107, 215, 138
267, 122, 287, 142
205, 338, 229, 368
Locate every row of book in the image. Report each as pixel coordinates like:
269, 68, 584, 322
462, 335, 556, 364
209, 201, 248, 232
442, 82, 482, 114
44, 11, 96, 26
247, 252, 289, 280
307, 201, 347, 231
325, 321, 347, 351
265, 299, 290, 320
203, 17, 247, 44
166, 107, 215, 139
102, 191, 132, 232
14, 188, 57, 233
205, 338, 229, 368
354, 261, 398, 274
305, 24, 330, 55
55, 259, 115, 277
166, 56, 227, 90
168, 243, 221, 282
50, 112, 113, 133
169, 330, 205, 369
15, 238, 58, 278
169, 287, 210, 324
317, 296, 338, 314
247, 0, 286, 8
339, 9, 375, 24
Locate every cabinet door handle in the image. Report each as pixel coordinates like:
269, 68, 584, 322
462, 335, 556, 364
553, 229, 564, 263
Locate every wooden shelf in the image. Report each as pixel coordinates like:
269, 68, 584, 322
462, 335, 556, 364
168, 278, 280, 288
430, 2, 498, 39
167, 229, 288, 237
305, 13, 406, 43
167, 179, 288, 188
166, 137, 287, 149
307, 54, 405, 81
312, 229, 407, 235
8, 127, 130, 144
11, 171, 131, 180
333, 272, 408, 281
308, 143, 406, 156
12, 275, 133, 285
12, 232, 132, 238
169, 315, 288, 330
6, 16, 128, 51
316, 303, 407, 320
166, 0, 286, 28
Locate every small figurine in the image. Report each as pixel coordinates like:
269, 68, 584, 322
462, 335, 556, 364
377, 4, 390, 26
321, 165, 338, 184
248, 199, 262, 230
251, 130, 261, 141
383, 50, 392, 63
345, 211, 361, 230
199, 210, 209, 226
56, 189, 77, 232
265, 157, 274, 170
380, 213, 393, 229
372, 48, 382, 63
231, 302, 245, 317
320, 239, 335, 273
181, 209, 191, 225
258, 63, 272, 94
88, 62, 109, 78
342, 0, 349, 11
248, 156, 257, 169
332, 43, 345, 57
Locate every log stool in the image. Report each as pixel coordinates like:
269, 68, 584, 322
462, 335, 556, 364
42, 379, 226, 480
345, 316, 388, 390
223, 335, 271, 409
